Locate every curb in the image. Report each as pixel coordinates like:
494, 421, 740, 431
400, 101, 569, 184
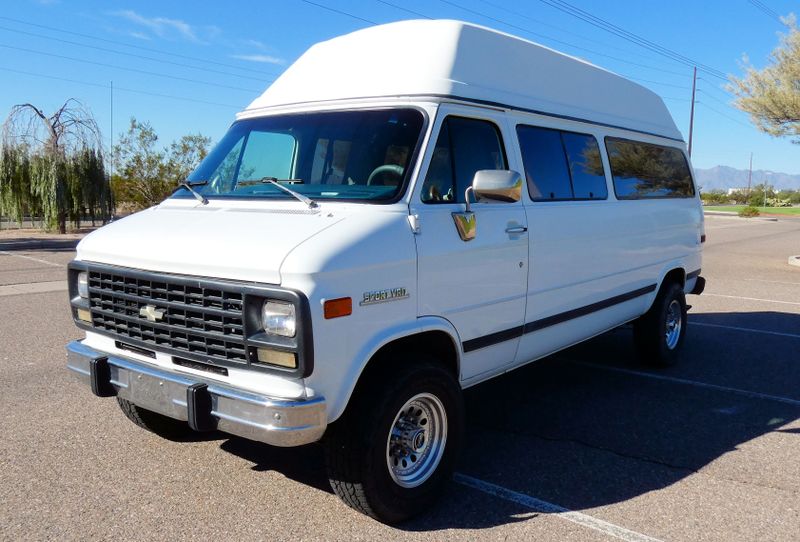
703, 210, 779, 222
789, 256, 800, 269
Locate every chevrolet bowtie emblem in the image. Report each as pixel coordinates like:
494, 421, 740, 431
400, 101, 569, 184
139, 304, 166, 322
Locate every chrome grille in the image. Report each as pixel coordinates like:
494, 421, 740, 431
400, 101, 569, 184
87, 269, 247, 364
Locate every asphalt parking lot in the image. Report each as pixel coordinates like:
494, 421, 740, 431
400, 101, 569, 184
1, 214, 799, 541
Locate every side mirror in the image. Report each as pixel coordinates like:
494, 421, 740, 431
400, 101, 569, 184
472, 170, 523, 205
452, 170, 523, 242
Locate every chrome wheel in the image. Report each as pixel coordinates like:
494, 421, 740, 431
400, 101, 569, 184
665, 299, 682, 350
386, 392, 448, 488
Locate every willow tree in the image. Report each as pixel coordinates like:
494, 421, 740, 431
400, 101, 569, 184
729, 17, 800, 142
1, 99, 111, 232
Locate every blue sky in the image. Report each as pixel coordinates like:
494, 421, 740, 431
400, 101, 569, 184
1, 0, 797, 175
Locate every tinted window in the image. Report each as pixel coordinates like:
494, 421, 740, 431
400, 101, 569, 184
606, 138, 694, 199
562, 133, 607, 199
422, 117, 506, 203
517, 125, 606, 201
517, 126, 572, 200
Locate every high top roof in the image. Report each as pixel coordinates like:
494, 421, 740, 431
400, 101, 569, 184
244, 20, 683, 141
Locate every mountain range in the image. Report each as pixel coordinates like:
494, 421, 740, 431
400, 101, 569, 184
694, 166, 800, 192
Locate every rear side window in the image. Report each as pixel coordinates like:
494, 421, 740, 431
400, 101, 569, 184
422, 117, 506, 204
516, 125, 607, 201
605, 137, 695, 199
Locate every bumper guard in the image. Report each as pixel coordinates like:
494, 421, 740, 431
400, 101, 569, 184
66, 340, 326, 447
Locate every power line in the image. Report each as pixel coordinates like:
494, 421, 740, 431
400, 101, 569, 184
476, 0, 687, 68
0, 25, 275, 82
696, 88, 735, 109
697, 78, 735, 99
696, 102, 752, 128
298, 0, 378, 24
535, 0, 728, 80
375, 0, 431, 19
620, 75, 691, 90
0, 66, 241, 109
0, 15, 272, 76
747, 0, 785, 25
0, 43, 264, 93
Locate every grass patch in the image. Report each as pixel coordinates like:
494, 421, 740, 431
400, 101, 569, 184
704, 205, 800, 216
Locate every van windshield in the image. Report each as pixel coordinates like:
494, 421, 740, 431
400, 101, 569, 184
177, 109, 424, 203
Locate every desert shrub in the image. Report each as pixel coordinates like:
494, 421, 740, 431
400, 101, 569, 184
739, 206, 760, 217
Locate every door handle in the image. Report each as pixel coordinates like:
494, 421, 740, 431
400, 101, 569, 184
505, 226, 528, 234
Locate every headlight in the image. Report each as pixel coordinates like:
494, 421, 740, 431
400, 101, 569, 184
262, 300, 296, 337
77, 272, 89, 299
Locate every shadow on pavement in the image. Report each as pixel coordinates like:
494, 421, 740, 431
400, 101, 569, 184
219, 438, 334, 494
214, 309, 800, 530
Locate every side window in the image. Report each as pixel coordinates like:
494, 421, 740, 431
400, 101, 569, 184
208, 137, 244, 193
562, 133, 607, 199
517, 125, 607, 201
517, 126, 572, 200
606, 137, 695, 199
422, 116, 506, 203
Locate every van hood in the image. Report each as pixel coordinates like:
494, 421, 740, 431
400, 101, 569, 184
76, 202, 346, 284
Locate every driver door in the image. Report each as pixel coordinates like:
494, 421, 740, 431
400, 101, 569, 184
410, 105, 529, 383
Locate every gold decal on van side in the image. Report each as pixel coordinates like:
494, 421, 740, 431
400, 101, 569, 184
360, 287, 409, 306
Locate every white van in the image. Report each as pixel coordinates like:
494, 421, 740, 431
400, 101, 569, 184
66, 20, 705, 523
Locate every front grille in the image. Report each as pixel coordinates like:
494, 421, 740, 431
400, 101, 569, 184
87, 268, 247, 365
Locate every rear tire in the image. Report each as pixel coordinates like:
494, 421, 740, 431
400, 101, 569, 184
323, 359, 463, 524
116, 397, 194, 440
633, 281, 687, 367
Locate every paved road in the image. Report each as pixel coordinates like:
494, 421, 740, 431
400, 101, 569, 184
1, 215, 799, 541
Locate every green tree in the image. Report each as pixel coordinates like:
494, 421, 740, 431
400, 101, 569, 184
113, 118, 211, 209
747, 183, 775, 206
1, 99, 110, 232
729, 17, 800, 142
166, 133, 212, 185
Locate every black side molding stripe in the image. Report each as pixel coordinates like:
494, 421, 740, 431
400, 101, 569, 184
523, 284, 657, 334
686, 269, 701, 280
462, 284, 658, 353
462, 325, 524, 354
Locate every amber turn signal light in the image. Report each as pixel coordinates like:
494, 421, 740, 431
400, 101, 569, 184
324, 297, 352, 319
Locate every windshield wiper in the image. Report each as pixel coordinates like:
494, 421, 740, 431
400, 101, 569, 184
177, 181, 209, 205
237, 177, 317, 208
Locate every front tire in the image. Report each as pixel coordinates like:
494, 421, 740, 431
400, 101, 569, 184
633, 281, 688, 367
116, 397, 195, 440
323, 360, 463, 524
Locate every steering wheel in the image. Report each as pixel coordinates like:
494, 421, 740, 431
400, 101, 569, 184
367, 164, 404, 186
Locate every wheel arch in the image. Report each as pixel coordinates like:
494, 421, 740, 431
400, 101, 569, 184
644, 264, 687, 313
327, 317, 462, 423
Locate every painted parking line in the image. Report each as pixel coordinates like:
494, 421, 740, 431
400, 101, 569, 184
454, 473, 663, 542
702, 293, 800, 307
570, 360, 800, 407
0, 250, 62, 268
744, 278, 800, 287
693, 321, 800, 340
0, 280, 67, 297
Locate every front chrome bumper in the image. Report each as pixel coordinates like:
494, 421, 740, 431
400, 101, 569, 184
66, 341, 326, 447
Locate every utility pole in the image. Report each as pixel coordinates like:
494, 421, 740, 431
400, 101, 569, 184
110, 80, 114, 179
688, 66, 697, 156
747, 152, 753, 196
